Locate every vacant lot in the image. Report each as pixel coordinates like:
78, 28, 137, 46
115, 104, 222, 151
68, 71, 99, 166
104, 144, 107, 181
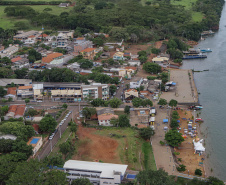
73, 126, 156, 171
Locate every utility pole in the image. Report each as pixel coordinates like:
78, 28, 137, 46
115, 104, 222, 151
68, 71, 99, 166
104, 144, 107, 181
59, 125, 62, 138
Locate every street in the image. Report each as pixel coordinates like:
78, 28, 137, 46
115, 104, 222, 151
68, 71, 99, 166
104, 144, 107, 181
36, 105, 79, 160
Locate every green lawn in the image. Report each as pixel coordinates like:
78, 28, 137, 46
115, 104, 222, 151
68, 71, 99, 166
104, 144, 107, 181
171, 0, 197, 10
0, 5, 73, 29
94, 127, 156, 171
191, 11, 204, 22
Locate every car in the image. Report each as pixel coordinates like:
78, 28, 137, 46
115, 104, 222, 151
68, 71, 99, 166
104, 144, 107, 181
37, 100, 43, 103
122, 81, 124, 84
117, 87, 119, 89
49, 136, 53, 140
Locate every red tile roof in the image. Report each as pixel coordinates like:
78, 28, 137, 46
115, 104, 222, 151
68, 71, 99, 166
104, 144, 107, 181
42, 52, 63, 63
80, 72, 90, 76
32, 124, 39, 132
8, 105, 17, 113
38, 34, 48, 38
76, 37, 85, 40
80, 48, 95, 53
8, 104, 26, 116
28, 35, 35, 38
18, 85, 32, 90
98, 113, 118, 121
125, 66, 137, 70
11, 57, 22, 63
7, 87, 17, 95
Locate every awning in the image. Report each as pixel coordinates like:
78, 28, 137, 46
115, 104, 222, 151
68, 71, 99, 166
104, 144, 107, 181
163, 119, 168, 123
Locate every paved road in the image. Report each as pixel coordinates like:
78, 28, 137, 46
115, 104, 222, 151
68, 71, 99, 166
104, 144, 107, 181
36, 106, 79, 160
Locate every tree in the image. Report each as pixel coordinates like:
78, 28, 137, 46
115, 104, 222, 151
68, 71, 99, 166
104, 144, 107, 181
143, 62, 161, 74
25, 98, 30, 104
14, 68, 28, 79
44, 154, 64, 168
195, 169, 202, 176
82, 107, 96, 120
93, 37, 104, 46
62, 103, 68, 109
39, 114, 57, 133
43, 170, 67, 185
108, 98, 122, 108
132, 97, 143, 107
59, 139, 75, 157
139, 127, 155, 140
91, 98, 106, 107
142, 99, 153, 107
12, 140, 33, 158
110, 117, 119, 127
169, 99, 178, 107
78, 59, 93, 69
0, 138, 15, 153
0, 86, 7, 97
118, 114, 130, 127
151, 48, 161, 55
109, 85, 117, 95
71, 178, 92, 185
136, 169, 177, 185
177, 164, 186, 172
27, 108, 38, 117
139, 55, 148, 64
1, 105, 9, 115
1, 57, 12, 65
124, 105, 130, 114
170, 119, 179, 129
165, 129, 184, 147
158, 98, 167, 105
207, 176, 224, 185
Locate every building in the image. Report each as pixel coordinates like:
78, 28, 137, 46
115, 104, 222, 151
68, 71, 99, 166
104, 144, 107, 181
42, 52, 63, 64
59, 3, 70, 7
81, 83, 109, 100
0, 44, 19, 58
27, 137, 43, 156
13, 30, 40, 41
17, 85, 33, 99
64, 160, 128, 185
152, 56, 169, 64
0, 79, 32, 87
130, 78, 143, 89
5, 87, 17, 101
124, 89, 139, 100
74, 40, 93, 54
80, 48, 96, 60
128, 60, 141, 66
113, 52, 124, 60
0, 134, 17, 140
4, 104, 26, 120
36, 34, 49, 42
98, 113, 118, 126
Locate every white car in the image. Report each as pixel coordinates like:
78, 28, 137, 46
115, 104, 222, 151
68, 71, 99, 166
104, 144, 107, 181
37, 100, 43, 103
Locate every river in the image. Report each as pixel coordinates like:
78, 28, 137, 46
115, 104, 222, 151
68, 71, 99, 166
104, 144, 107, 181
181, 4, 226, 180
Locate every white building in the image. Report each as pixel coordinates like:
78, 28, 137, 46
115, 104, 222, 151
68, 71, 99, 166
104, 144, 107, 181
0, 44, 19, 58
81, 83, 109, 100
130, 78, 143, 89
63, 160, 128, 185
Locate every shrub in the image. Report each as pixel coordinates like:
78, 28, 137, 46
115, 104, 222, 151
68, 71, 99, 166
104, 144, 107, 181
195, 169, 202, 176
160, 141, 165, 146
177, 164, 186, 172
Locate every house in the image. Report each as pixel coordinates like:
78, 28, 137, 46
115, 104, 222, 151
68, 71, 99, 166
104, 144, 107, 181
100, 52, 110, 59
5, 87, 17, 101
13, 30, 40, 41
98, 113, 118, 126
42, 52, 63, 64
64, 160, 128, 185
0, 79, 32, 87
4, 104, 26, 120
113, 52, 124, 60
36, 34, 49, 41
17, 85, 33, 99
128, 60, 141, 66
0, 44, 19, 58
74, 40, 93, 54
140, 91, 149, 96
152, 56, 169, 64
0, 45, 4, 52
57, 31, 74, 39
27, 137, 43, 156
125, 89, 139, 100
59, 3, 70, 7
130, 78, 143, 89
11, 56, 23, 63
24, 35, 36, 45
80, 48, 96, 60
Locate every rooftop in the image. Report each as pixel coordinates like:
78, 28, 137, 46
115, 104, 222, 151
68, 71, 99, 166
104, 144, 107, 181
7, 87, 17, 95
97, 108, 114, 115
80, 48, 95, 53
18, 85, 33, 90
0, 79, 32, 86
125, 66, 137, 71
63, 160, 128, 178
11, 57, 23, 63
42, 52, 63, 63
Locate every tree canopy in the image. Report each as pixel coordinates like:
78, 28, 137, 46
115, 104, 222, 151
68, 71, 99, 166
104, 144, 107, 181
108, 98, 122, 108
39, 114, 57, 133
143, 62, 162, 74
165, 129, 184, 147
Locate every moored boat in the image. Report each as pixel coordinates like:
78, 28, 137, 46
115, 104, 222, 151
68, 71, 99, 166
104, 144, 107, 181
200, 48, 212, 53
182, 54, 207, 60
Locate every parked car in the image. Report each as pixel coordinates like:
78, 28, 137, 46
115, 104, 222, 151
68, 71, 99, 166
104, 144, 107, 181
37, 100, 43, 103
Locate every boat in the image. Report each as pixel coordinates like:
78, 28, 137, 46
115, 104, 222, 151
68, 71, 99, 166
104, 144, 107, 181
195, 118, 204, 122
200, 48, 212, 53
195, 106, 203, 109
201, 30, 215, 36
182, 54, 207, 60
183, 48, 200, 55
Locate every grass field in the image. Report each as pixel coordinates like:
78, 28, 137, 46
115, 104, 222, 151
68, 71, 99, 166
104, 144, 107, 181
0, 5, 73, 29
94, 127, 156, 171
191, 11, 204, 22
171, 0, 197, 10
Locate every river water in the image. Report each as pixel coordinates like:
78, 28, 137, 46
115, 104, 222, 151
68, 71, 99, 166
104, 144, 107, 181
181, 4, 226, 180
